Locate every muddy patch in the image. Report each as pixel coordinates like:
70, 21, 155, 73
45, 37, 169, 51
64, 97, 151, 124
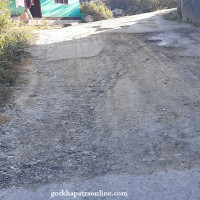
0, 115, 10, 125
148, 31, 180, 47
148, 30, 200, 56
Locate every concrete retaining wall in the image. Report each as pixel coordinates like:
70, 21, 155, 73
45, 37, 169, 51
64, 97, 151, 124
177, 0, 200, 23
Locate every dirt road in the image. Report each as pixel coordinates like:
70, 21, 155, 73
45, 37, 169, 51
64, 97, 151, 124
0, 9, 200, 200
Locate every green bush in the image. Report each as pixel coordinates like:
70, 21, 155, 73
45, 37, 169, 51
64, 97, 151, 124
0, 0, 33, 83
81, 1, 113, 21
0, 0, 12, 32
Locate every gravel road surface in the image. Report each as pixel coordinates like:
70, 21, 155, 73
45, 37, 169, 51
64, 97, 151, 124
0, 9, 200, 200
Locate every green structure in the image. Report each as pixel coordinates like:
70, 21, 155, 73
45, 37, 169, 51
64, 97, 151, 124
9, 0, 81, 19
9, 1, 25, 15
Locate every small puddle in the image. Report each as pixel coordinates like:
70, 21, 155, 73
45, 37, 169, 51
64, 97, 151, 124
148, 31, 181, 47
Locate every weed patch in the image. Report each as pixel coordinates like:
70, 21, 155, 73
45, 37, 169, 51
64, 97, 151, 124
164, 10, 200, 28
164, 10, 182, 22
0, 0, 33, 84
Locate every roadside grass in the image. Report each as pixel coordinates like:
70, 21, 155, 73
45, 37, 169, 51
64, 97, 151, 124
164, 10, 182, 22
0, 24, 33, 84
185, 18, 200, 27
33, 24, 62, 30
192, 22, 200, 27
0, 0, 34, 85
164, 10, 200, 27
30, 19, 63, 30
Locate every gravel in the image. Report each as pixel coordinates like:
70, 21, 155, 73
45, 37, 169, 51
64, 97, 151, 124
0, 9, 200, 200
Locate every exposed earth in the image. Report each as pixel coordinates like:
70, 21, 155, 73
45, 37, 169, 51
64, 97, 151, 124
0, 9, 200, 200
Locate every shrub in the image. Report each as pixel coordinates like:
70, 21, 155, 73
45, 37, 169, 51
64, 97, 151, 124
150, 0, 176, 10
0, 0, 33, 83
81, 1, 113, 21
0, 0, 12, 32
106, 0, 176, 14
164, 10, 182, 22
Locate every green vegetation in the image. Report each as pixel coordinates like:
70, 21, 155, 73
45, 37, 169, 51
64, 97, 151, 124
109, 0, 176, 10
106, 0, 176, 14
164, 10, 200, 27
81, 0, 176, 15
192, 22, 200, 27
164, 10, 182, 22
185, 17, 200, 27
0, 0, 33, 83
80, 1, 113, 21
